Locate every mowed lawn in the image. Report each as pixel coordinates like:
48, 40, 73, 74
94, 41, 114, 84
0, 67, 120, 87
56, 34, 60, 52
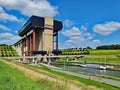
0, 61, 65, 90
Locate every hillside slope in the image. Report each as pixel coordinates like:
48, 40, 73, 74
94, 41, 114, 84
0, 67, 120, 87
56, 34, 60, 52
0, 45, 19, 57
80, 49, 120, 63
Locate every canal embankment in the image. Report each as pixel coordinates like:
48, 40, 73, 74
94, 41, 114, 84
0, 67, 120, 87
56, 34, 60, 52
38, 62, 120, 88
1, 59, 120, 90
51, 61, 120, 71
1, 59, 100, 90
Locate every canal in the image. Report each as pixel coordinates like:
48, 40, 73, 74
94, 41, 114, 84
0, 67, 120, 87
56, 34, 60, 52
55, 65, 120, 78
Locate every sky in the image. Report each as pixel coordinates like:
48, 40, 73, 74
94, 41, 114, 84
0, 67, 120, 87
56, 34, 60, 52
0, 0, 120, 49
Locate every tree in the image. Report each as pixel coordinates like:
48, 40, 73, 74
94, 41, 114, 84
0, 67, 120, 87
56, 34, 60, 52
87, 46, 92, 49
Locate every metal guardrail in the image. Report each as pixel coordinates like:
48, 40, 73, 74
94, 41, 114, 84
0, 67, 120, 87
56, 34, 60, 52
1, 55, 85, 59
0, 55, 86, 64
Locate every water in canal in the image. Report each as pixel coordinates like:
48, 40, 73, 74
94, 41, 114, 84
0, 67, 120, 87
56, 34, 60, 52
56, 65, 120, 78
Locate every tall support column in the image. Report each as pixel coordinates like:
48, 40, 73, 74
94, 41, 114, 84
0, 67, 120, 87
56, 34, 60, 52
25, 35, 28, 56
42, 17, 53, 62
27, 36, 30, 56
42, 17, 53, 53
24, 38, 26, 56
30, 35, 32, 56
33, 29, 36, 51
21, 39, 24, 57
56, 31, 58, 50
22, 39, 25, 57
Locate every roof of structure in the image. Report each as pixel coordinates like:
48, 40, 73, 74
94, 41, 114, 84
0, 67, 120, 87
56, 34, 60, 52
18, 15, 63, 37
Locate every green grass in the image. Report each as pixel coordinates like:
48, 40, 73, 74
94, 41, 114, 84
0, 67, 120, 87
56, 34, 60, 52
14, 62, 120, 90
79, 49, 120, 63
56, 49, 120, 63
0, 61, 66, 90
89, 49, 120, 55
39, 65, 120, 90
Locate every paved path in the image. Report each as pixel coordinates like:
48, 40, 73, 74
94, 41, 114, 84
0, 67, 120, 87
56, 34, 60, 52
50, 68, 120, 88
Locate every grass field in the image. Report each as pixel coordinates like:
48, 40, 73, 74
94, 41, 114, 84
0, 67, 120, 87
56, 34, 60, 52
1, 59, 120, 90
80, 50, 120, 63
0, 61, 66, 90
11, 60, 120, 90
37, 65, 120, 90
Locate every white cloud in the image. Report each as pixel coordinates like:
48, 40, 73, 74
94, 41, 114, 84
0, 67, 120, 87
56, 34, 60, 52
0, 7, 20, 22
0, 0, 58, 17
92, 39, 101, 44
62, 27, 81, 37
0, 24, 11, 31
63, 19, 74, 28
61, 25, 98, 48
0, 33, 21, 45
80, 25, 87, 31
93, 21, 120, 35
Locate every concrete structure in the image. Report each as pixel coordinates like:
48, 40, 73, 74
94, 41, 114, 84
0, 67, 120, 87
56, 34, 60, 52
12, 40, 22, 56
13, 16, 63, 57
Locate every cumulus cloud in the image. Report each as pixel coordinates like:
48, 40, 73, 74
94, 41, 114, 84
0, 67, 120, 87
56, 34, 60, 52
0, 33, 21, 45
62, 27, 81, 37
61, 25, 99, 48
0, 7, 20, 22
63, 19, 74, 28
80, 25, 87, 31
0, 24, 11, 31
92, 39, 101, 44
93, 21, 120, 35
0, 0, 58, 17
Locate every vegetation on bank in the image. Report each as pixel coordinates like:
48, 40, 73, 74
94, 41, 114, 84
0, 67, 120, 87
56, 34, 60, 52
56, 49, 120, 64
0, 61, 66, 90
96, 44, 120, 50
58, 48, 90, 55
57, 44, 120, 63
9, 60, 120, 90
80, 49, 120, 63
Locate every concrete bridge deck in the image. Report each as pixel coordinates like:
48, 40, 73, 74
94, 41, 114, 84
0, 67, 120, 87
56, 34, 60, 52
0, 55, 85, 63
1, 55, 85, 59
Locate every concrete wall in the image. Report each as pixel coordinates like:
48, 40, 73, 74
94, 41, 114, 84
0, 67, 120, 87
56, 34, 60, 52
13, 17, 54, 57
36, 28, 43, 51
42, 17, 53, 52
12, 40, 22, 57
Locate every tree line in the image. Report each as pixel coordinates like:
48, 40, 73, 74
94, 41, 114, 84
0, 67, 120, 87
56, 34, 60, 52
96, 44, 120, 50
0, 44, 8, 46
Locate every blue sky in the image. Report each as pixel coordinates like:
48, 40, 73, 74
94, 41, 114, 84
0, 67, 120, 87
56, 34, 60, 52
0, 0, 120, 49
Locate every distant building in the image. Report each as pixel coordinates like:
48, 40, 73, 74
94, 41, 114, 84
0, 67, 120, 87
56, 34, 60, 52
13, 15, 63, 57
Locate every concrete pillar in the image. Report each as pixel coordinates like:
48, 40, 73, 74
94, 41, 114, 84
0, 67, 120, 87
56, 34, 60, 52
56, 31, 58, 50
32, 58, 35, 63
42, 17, 53, 53
43, 54, 47, 62
29, 35, 32, 56
22, 39, 24, 56
33, 29, 36, 51
26, 35, 28, 56
48, 56, 51, 66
